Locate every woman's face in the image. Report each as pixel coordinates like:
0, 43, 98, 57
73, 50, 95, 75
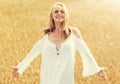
52, 5, 65, 23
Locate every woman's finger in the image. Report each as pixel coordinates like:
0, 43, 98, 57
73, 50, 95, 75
98, 71, 108, 80
9, 66, 18, 69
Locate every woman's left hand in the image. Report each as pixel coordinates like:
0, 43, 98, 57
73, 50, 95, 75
98, 70, 108, 80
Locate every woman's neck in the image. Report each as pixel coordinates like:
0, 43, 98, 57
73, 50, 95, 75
54, 22, 63, 35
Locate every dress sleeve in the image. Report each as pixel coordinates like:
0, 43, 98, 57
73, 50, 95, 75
16, 34, 47, 75
72, 33, 106, 77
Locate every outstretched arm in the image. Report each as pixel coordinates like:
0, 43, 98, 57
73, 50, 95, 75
72, 28, 108, 79
11, 34, 47, 76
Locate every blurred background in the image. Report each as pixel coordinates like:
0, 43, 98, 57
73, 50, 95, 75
0, 0, 120, 84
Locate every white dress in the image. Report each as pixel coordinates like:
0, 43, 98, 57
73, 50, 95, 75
16, 32, 105, 84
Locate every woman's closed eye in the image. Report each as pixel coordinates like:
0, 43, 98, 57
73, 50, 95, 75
54, 10, 64, 14
60, 10, 64, 13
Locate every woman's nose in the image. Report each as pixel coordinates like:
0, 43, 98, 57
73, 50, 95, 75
58, 11, 61, 14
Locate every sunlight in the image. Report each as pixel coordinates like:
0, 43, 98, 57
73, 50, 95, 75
101, 0, 120, 5
104, 0, 120, 11
91, 0, 120, 12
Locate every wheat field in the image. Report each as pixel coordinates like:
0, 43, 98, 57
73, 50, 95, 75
0, 0, 120, 84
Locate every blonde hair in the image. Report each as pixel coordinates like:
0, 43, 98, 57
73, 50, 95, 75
44, 2, 71, 39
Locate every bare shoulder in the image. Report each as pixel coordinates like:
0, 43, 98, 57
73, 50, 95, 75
71, 27, 82, 39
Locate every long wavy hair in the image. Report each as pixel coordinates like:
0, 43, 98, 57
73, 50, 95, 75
44, 2, 71, 39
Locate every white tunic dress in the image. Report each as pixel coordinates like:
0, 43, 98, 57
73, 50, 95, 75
16, 32, 105, 84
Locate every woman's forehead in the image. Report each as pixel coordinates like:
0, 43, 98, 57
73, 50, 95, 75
52, 5, 64, 11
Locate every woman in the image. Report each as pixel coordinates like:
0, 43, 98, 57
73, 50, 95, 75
11, 2, 108, 84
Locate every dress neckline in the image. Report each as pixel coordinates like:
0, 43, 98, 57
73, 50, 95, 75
47, 32, 72, 46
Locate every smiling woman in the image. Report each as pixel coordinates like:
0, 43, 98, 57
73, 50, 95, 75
44, 2, 70, 39
11, 2, 108, 84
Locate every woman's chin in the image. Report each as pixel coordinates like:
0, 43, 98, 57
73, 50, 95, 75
55, 20, 64, 23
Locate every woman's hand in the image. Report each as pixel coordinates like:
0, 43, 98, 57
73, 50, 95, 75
10, 66, 19, 78
98, 70, 108, 80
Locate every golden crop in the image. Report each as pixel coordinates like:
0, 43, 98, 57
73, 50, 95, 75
0, 0, 119, 84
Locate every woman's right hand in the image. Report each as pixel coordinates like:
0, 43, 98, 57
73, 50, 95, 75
10, 67, 19, 77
